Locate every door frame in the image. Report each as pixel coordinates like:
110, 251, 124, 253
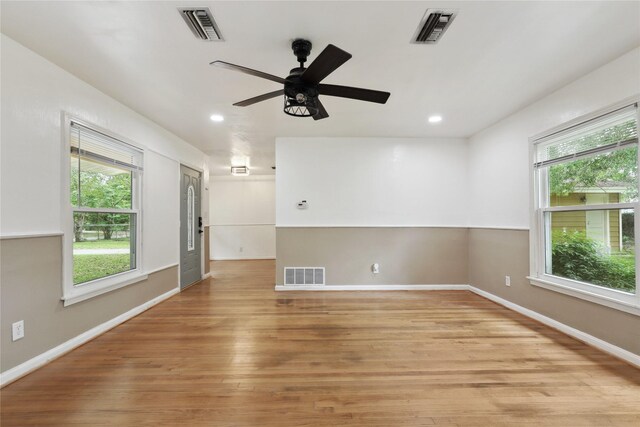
179, 162, 205, 290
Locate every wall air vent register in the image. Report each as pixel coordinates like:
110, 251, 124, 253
284, 267, 325, 286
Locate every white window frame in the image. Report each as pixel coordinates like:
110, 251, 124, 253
61, 114, 146, 306
528, 96, 640, 316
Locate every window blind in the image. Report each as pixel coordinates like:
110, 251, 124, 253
70, 122, 143, 172
534, 104, 638, 168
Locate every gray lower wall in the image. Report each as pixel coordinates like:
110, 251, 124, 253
1, 235, 178, 372
4, 228, 638, 373
276, 227, 468, 285
276, 226, 639, 355
468, 228, 640, 355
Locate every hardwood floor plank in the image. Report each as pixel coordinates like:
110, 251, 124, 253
1, 260, 639, 426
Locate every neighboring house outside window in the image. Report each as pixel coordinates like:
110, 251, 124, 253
62, 117, 146, 306
550, 186, 625, 253
530, 100, 639, 314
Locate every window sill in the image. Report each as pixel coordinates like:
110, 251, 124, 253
528, 276, 640, 316
62, 272, 148, 307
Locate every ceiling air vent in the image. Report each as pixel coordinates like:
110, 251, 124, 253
178, 8, 223, 41
412, 9, 457, 44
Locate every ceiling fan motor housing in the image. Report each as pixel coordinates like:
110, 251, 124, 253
283, 66, 319, 117
284, 69, 318, 99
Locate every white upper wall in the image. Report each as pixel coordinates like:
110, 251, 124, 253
210, 175, 275, 225
209, 173, 275, 260
467, 47, 640, 229
276, 137, 468, 227
0, 35, 209, 270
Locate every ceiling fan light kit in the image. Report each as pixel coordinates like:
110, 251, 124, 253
211, 39, 390, 120
284, 96, 319, 117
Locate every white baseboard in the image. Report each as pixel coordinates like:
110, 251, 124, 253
211, 257, 275, 261
0, 287, 179, 388
274, 284, 469, 291
202, 272, 212, 280
468, 286, 640, 368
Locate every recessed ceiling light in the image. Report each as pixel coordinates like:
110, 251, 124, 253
428, 115, 442, 123
210, 114, 224, 122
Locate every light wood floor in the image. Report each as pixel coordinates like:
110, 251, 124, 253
2, 260, 639, 426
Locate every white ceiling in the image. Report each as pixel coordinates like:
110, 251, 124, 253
2, 1, 639, 175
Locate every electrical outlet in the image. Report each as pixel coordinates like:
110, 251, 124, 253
372, 263, 380, 274
239, 247, 243, 253
505, 275, 511, 287
12, 320, 24, 341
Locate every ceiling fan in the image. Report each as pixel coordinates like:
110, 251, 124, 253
210, 39, 390, 120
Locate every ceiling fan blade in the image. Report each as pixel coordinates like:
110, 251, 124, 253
233, 90, 284, 107
301, 44, 352, 84
210, 60, 286, 84
312, 98, 329, 120
318, 84, 390, 104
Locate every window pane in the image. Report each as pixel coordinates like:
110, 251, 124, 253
536, 109, 637, 164
74, 157, 132, 209
545, 209, 635, 294
187, 185, 195, 251
70, 157, 80, 207
547, 145, 638, 207
70, 122, 142, 170
73, 212, 136, 285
